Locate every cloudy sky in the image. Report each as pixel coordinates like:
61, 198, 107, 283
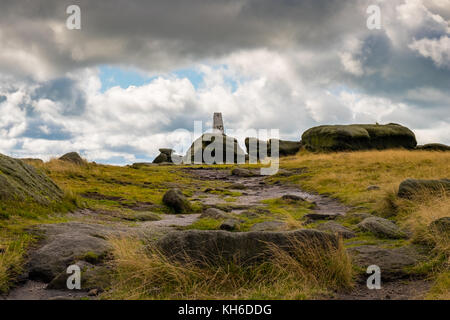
0, 0, 449, 164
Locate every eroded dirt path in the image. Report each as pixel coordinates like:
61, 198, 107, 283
186, 168, 348, 216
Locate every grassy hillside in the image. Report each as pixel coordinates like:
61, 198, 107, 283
1, 150, 448, 298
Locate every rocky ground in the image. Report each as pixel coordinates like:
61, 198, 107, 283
2, 166, 434, 300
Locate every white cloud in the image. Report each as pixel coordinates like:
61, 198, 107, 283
0, 1, 449, 163
409, 35, 450, 68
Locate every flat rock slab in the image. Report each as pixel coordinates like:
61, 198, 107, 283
157, 229, 337, 265
348, 245, 422, 281
357, 217, 407, 239
317, 221, 356, 239
250, 221, 288, 232
27, 222, 128, 283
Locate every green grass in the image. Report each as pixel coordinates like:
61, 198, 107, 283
185, 218, 223, 230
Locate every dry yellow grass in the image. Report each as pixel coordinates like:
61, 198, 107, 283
278, 150, 449, 299
0, 235, 29, 293
400, 191, 449, 256
104, 236, 353, 300
280, 149, 450, 209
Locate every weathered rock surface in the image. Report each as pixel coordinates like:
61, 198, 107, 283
162, 189, 191, 214
281, 194, 305, 201
357, 217, 407, 239
398, 178, 450, 198
26, 222, 126, 283
157, 229, 337, 265
245, 138, 302, 158
153, 148, 179, 164
317, 221, 356, 239
19, 158, 44, 166
184, 133, 246, 164
249, 221, 287, 232
245, 137, 268, 161
304, 212, 339, 221
231, 168, 256, 177
47, 261, 112, 291
301, 123, 417, 151
220, 219, 240, 231
0, 153, 63, 204
200, 208, 229, 219
59, 152, 85, 165
348, 245, 422, 280
416, 143, 450, 151
269, 139, 302, 156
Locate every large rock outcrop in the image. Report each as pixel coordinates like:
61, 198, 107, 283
157, 229, 337, 265
269, 139, 302, 156
416, 143, 450, 151
0, 153, 62, 204
301, 123, 417, 151
184, 133, 246, 164
152, 148, 182, 164
245, 138, 302, 159
59, 152, 85, 165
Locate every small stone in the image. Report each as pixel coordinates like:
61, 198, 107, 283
88, 288, 99, 296
200, 208, 228, 219
220, 219, 240, 231
162, 189, 191, 214
281, 194, 305, 201
227, 183, 247, 190
366, 185, 380, 191
304, 213, 338, 221
231, 168, 255, 177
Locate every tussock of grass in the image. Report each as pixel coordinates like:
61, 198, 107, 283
104, 236, 353, 300
400, 191, 449, 256
427, 271, 450, 300
0, 235, 32, 293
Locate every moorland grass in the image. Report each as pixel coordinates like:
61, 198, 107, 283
272, 149, 449, 299
104, 236, 353, 300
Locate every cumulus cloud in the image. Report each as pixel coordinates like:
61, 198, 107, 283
0, 0, 449, 163
409, 36, 450, 67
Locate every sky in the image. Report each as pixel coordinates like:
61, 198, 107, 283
0, 0, 449, 164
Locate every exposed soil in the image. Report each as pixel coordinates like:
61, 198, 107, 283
330, 278, 432, 300
3, 281, 89, 300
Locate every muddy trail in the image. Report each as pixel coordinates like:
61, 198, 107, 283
3, 167, 431, 300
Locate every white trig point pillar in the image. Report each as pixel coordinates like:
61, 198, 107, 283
213, 112, 224, 134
